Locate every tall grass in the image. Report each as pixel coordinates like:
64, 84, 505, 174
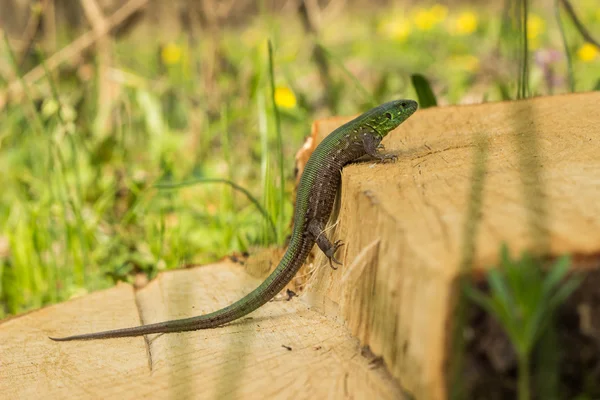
1, 4, 598, 324
267, 40, 287, 245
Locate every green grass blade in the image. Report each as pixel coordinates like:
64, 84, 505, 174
546, 274, 581, 311
487, 269, 515, 317
555, 0, 575, 92
465, 285, 496, 314
220, 103, 235, 212
155, 178, 277, 242
410, 74, 438, 108
541, 254, 571, 294
256, 91, 274, 245
467, 284, 519, 346
37, 46, 91, 281
267, 39, 286, 245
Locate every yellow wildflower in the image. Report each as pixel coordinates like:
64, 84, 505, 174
379, 17, 412, 42
453, 11, 478, 35
161, 43, 182, 65
414, 5, 447, 31
274, 86, 297, 109
527, 14, 545, 40
577, 43, 599, 62
430, 4, 448, 22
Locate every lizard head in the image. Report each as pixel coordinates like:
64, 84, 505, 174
366, 99, 418, 138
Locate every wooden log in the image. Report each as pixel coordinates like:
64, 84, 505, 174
301, 91, 600, 399
0, 262, 405, 399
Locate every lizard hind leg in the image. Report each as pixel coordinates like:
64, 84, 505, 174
307, 219, 345, 270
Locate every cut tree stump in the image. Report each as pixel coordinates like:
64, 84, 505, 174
0, 263, 404, 399
301, 91, 600, 399
1, 92, 599, 399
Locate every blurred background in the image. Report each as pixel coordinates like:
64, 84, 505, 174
0, 0, 598, 318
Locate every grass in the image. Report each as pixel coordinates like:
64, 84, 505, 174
267, 40, 287, 245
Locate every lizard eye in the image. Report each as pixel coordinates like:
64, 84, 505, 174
385, 112, 393, 120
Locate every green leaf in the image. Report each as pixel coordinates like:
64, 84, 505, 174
466, 281, 517, 347
542, 254, 571, 295
410, 74, 437, 108
546, 275, 582, 312
466, 286, 497, 316
496, 81, 512, 101
499, 243, 512, 267
594, 79, 600, 91
487, 269, 514, 314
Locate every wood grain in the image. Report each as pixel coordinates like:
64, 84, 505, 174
302, 92, 600, 399
0, 262, 405, 399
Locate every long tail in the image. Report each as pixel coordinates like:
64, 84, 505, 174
50, 244, 306, 341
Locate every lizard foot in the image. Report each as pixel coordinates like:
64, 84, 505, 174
326, 240, 345, 270
376, 153, 398, 163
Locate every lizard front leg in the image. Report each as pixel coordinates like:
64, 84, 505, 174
363, 134, 397, 162
307, 219, 344, 270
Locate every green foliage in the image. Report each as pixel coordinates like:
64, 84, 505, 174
1, 3, 599, 318
497, 80, 513, 101
410, 74, 438, 108
155, 178, 277, 242
467, 244, 582, 400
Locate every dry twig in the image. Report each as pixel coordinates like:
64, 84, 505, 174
1, 0, 148, 109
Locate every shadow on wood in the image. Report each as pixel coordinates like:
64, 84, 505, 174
302, 91, 600, 399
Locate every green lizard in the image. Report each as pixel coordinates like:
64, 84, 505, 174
50, 99, 418, 341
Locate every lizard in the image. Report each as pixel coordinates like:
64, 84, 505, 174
50, 99, 418, 341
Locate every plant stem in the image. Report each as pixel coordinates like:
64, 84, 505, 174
555, 0, 575, 92
519, 0, 530, 99
518, 352, 532, 400
560, 0, 600, 49
267, 39, 286, 245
